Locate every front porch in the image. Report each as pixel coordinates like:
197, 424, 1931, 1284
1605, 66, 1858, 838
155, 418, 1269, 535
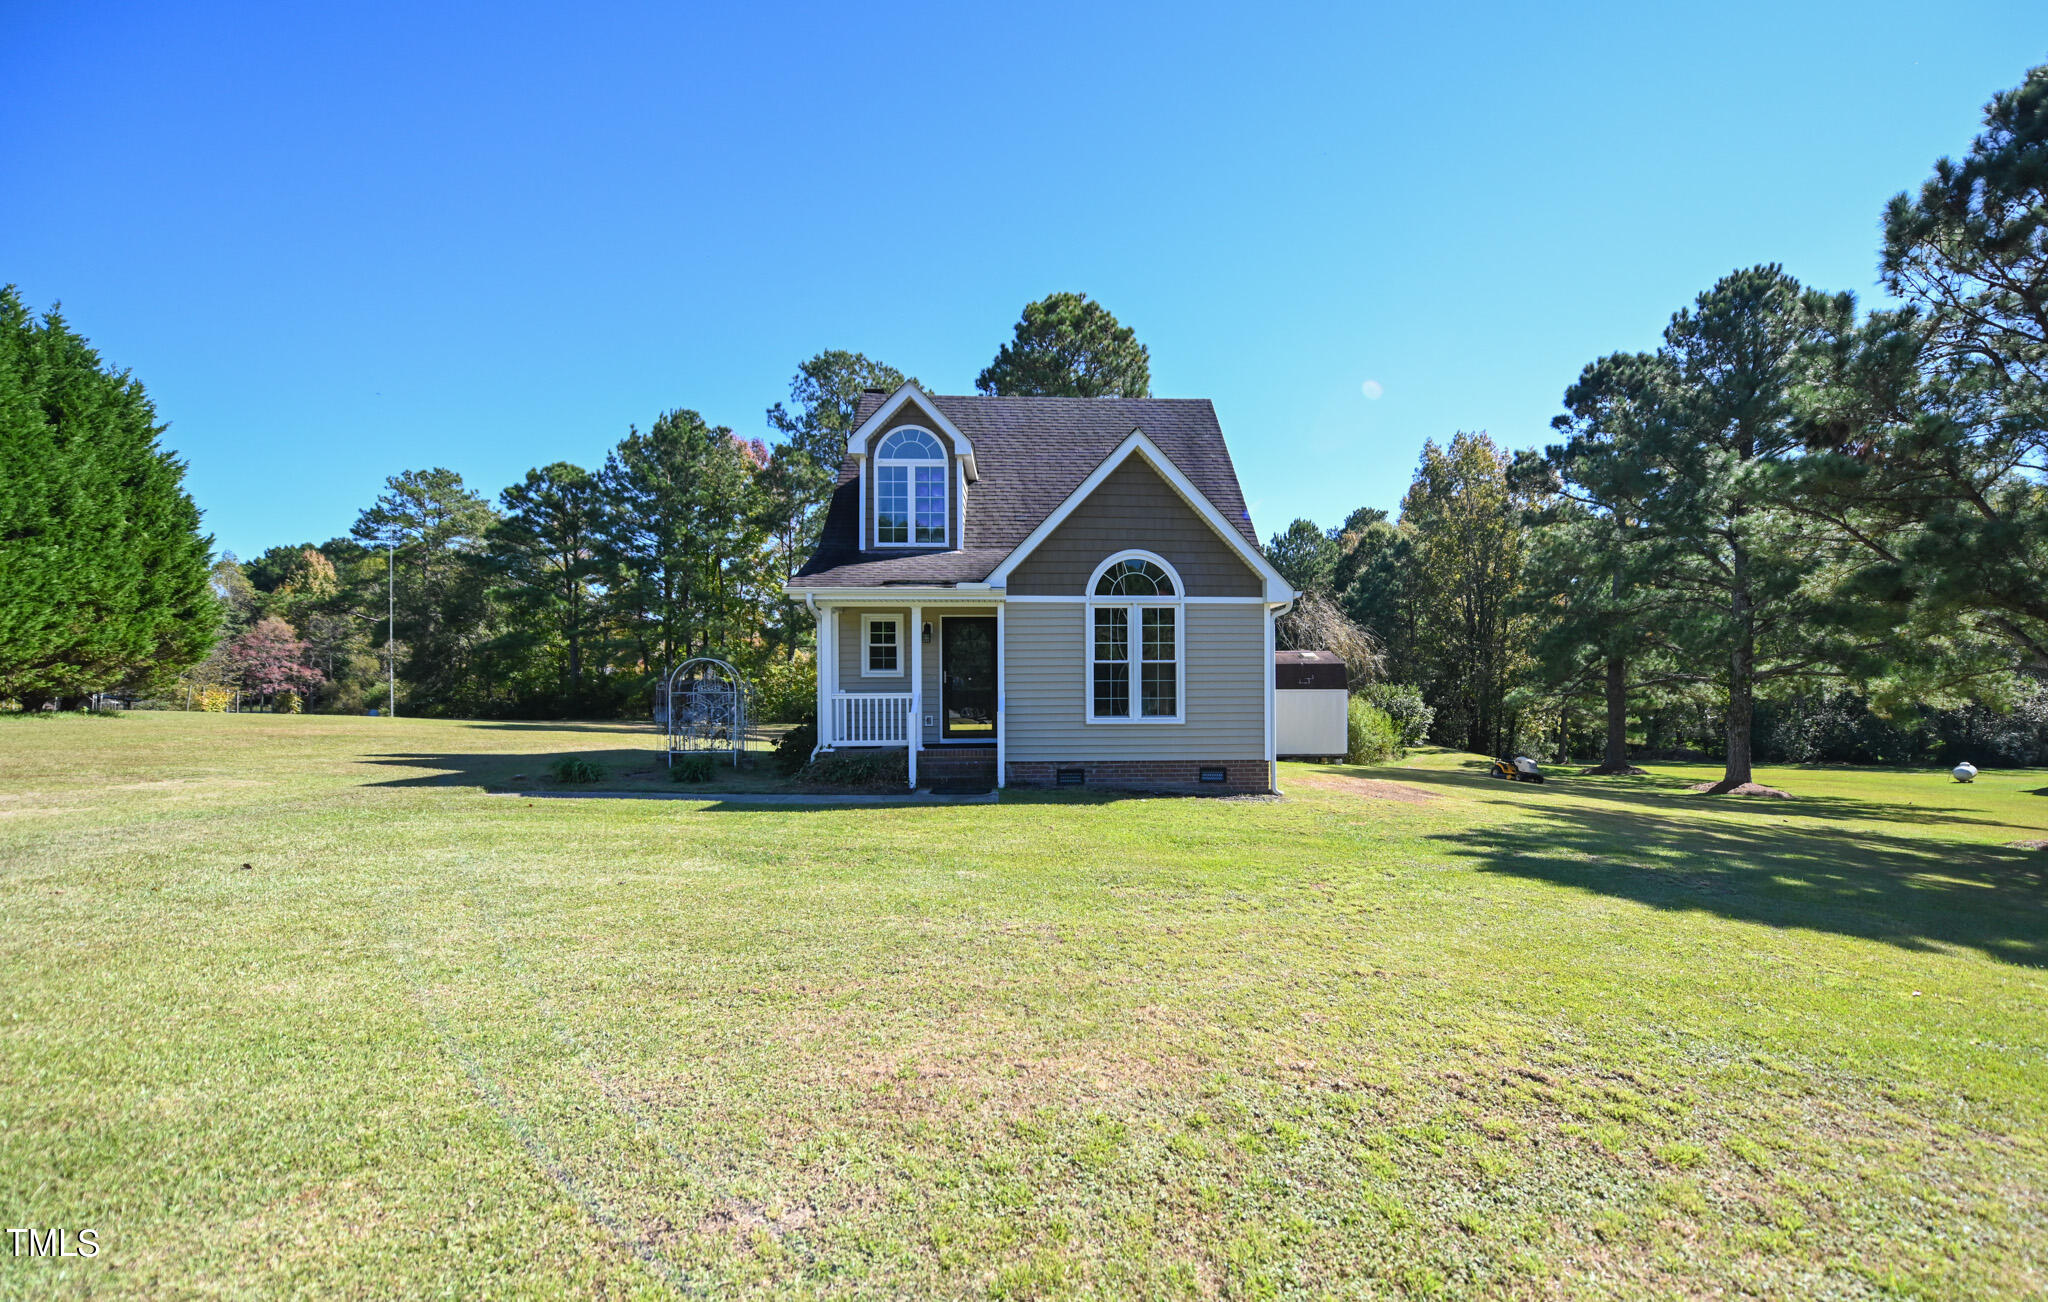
812, 598, 1003, 789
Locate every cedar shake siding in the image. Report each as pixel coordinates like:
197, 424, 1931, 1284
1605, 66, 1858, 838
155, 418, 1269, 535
1005, 458, 1262, 597
860, 398, 963, 553
794, 394, 1257, 589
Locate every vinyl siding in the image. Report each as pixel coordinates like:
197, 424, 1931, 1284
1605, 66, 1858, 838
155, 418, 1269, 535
1002, 600, 1268, 762
835, 608, 912, 692
831, 605, 997, 745
1005, 457, 1261, 597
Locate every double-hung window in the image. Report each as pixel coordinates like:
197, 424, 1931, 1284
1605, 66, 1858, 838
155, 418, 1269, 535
874, 428, 947, 546
1086, 555, 1182, 722
862, 615, 901, 676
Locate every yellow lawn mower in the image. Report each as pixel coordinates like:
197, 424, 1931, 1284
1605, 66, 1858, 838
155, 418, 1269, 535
1490, 756, 1546, 784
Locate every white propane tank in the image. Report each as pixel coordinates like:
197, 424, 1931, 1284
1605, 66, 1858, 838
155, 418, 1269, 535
1952, 761, 1978, 783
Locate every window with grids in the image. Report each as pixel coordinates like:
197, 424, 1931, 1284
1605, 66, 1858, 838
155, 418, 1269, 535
874, 428, 947, 546
1087, 556, 1180, 720
864, 617, 900, 675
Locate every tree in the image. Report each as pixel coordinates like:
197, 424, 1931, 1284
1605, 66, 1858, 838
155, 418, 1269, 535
228, 616, 324, 703
1265, 518, 1341, 597
0, 288, 217, 708
765, 351, 913, 555
1617, 268, 1906, 792
350, 468, 499, 708
487, 462, 608, 702
601, 410, 769, 679
1275, 590, 1383, 679
1797, 62, 2048, 677
976, 292, 1151, 398
1538, 351, 1688, 772
1399, 433, 1533, 756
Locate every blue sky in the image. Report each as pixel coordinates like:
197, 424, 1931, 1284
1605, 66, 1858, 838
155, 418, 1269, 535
6, 2, 2044, 561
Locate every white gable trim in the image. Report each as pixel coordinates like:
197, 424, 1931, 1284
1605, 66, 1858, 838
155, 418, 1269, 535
846, 383, 978, 481
982, 429, 1295, 602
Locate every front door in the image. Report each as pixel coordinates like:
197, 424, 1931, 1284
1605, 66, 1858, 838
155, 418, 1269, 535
941, 617, 997, 740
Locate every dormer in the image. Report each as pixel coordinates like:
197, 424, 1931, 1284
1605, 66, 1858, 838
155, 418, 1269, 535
845, 384, 979, 552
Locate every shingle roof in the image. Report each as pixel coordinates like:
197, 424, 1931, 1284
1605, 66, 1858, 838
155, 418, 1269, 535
792, 393, 1258, 588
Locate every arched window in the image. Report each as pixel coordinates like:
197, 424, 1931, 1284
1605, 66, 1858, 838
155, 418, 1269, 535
874, 427, 947, 546
1086, 552, 1183, 723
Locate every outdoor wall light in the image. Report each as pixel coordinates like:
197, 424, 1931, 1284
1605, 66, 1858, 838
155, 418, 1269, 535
922, 622, 933, 643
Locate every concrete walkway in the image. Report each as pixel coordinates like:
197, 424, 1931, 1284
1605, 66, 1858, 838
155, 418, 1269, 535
494, 788, 999, 806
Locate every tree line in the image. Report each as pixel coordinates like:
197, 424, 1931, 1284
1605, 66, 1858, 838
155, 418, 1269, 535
7, 65, 2043, 790
1, 290, 1150, 719
1266, 63, 2048, 788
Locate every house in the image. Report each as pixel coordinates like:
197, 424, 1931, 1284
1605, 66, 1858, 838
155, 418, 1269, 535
785, 384, 1296, 793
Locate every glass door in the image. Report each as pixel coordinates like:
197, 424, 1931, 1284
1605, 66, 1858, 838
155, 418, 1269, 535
941, 617, 997, 740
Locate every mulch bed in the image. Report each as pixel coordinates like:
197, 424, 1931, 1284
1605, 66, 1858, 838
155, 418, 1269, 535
1290, 772, 1440, 804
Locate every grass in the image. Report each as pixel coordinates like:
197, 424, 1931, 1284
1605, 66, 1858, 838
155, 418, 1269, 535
0, 713, 2043, 1299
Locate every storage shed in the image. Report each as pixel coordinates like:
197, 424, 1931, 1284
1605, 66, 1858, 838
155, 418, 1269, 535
1274, 650, 1349, 759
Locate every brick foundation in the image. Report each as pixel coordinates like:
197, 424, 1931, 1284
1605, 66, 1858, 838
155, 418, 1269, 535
1005, 759, 1271, 796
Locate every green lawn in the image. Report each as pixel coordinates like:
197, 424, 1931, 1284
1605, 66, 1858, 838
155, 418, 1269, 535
1, 714, 2043, 1299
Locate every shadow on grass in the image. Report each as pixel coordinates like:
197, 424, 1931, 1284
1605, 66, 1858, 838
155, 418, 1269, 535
1401, 772, 2048, 967
361, 748, 701, 790
1371, 762, 2024, 830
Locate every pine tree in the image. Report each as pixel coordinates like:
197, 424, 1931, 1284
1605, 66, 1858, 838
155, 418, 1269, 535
976, 293, 1151, 398
487, 462, 607, 704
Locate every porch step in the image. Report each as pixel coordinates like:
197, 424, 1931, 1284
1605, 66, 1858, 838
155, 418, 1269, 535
919, 746, 996, 783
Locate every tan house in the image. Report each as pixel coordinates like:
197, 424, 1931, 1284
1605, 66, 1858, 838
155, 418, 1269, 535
785, 384, 1295, 793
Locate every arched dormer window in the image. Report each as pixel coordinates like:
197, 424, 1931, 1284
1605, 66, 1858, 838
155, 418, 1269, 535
874, 427, 947, 547
1086, 551, 1183, 723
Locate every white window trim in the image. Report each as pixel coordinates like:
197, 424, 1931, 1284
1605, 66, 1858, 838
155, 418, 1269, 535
871, 426, 950, 550
860, 614, 905, 678
1083, 551, 1185, 725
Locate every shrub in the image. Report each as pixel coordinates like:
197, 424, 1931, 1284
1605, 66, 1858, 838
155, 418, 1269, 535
751, 654, 817, 724
194, 686, 232, 713
670, 753, 715, 783
799, 747, 908, 789
773, 718, 818, 775
1358, 683, 1433, 749
546, 757, 607, 784
1346, 697, 1404, 765
276, 690, 303, 714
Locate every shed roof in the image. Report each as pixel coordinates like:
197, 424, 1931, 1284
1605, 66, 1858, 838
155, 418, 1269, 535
1275, 650, 1349, 691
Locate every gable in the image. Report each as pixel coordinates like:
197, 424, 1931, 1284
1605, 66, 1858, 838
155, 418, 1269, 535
1004, 457, 1263, 597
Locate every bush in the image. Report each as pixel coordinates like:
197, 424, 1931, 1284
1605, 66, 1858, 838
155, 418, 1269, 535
773, 718, 818, 775
751, 654, 817, 724
546, 757, 607, 784
1358, 683, 1433, 749
1346, 697, 1404, 765
798, 747, 908, 789
670, 753, 716, 783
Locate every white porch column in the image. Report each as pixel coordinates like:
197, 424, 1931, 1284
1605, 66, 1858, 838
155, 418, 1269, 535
987, 597, 995, 782
816, 603, 835, 753
908, 604, 922, 789
1264, 602, 1279, 794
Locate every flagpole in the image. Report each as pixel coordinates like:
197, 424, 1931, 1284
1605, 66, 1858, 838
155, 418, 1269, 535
387, 542, 396, 717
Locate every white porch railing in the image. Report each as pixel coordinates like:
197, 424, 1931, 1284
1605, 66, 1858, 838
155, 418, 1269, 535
829, 692, 914, 746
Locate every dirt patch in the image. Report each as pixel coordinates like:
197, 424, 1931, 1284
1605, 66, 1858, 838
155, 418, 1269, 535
1689, 781, 1793, 798
1579, 764, 1651, 776
2007, 840, 2047, 851
1289, 772, 1440, 804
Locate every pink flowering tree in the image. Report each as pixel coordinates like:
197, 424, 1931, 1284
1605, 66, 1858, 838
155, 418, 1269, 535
229, 617, 326, 705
